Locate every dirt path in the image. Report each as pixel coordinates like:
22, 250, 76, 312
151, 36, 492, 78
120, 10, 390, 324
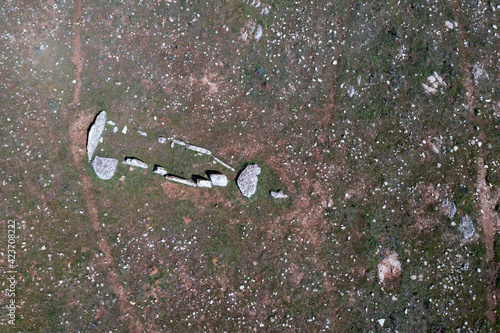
67, 1, 144, 332
452, 0, 498, 323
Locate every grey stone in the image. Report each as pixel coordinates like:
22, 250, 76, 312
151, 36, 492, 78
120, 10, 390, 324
449, 201, 456, 220
212, 156, 235, 172
185, 143, 212, 155
123, 157, 148, 169
209, 173, 228, 187
92, 156, 118, 180
158, 136, 167, 144
197, 179, 213, 188
237, 164, 261, 197
270, 190, 288, 199
153, 165, 168, 176
165, 175, 196, 187
459, 215, 475, 239
87, 111, 107, 161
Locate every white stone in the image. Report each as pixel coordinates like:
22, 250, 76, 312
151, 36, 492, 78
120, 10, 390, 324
107, 120, 116, 126
209, 174, 228, 187
92, 156, 118, 180
270, 190, 288, 199
158, 136, 167, 144
445, 21, 454, 29
378, 319, 385, 328
87, 111, 107, 161
197, 179, 213, 188
113, 126, 118, 133
165, 175, 196, 187
123, 157, 148, 169
212, 156, 235, 171
153, 165, 168, 176
121, 125, 127, 134
137, 130, 147, 137
255, 25, 263, 40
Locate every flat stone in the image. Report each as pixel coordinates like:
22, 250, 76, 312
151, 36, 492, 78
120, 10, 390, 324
212, 156, 235, 172
107, 120, 116, 126
87, 111, 107, 161
197, 179, 213, 188
270, 190, 288, 199
459, 215, 475, 239
137, 130, 147, 137
91, 155, 118, 180
121, 125, 127, 134
165, 175, 196, 187
123, 157, 148, 169
237, 164, 261, 197
153, 165, 168, 176
158, 136, 167, 144
185, 143, 212, 155
209, 173, 228, 187
113, 126, 118, 133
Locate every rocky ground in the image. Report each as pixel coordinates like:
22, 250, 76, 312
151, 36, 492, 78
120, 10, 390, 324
0, 0, 500, 332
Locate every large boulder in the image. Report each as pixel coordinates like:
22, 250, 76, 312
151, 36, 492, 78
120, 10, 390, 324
91, 156, 118, 180
237, 164, 261, 198
87, 111, 107, 161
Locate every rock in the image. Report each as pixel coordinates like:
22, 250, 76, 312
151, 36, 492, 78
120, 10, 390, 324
422, 72, 446, 95
378, 252, 401, 284
158, 136, 167, 144
445, 20, 454, 30
165, 175, 197, 187
107, 120, 116, 126
237, 164, 261, 197
92, 156, 118, 180
113, 126, 118, 133
270, 190, 288, 199
172, 139, 186, 147
209, 173, 228, 187
459, 215, 475, 239
378, 319, 385, 328
121, 125, 127, 134
153, 165, 168, 176
87, 111, 107, 161
197, 179, 213, 188
123, 157, 148, 169
137, 130, 147, 137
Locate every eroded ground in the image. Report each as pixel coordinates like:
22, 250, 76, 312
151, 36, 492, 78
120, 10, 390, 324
1, 0, 500, 332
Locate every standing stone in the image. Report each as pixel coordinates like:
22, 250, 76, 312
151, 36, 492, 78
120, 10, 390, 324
209, 173, 228, 187
91, 155, 118, 180
87, 111, 107, 161
237, 164, 261, 198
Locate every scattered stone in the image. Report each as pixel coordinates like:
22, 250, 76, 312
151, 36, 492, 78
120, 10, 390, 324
153, 165, 168, 176
212, 156, 235, 172
422, 72, 446, 95
270, 190, 288, 199
113, 126, 118, 133
197, 179, 213, 188
123, 157, 148, 169
137, 130, 147, 137
459, 215, 475, 239
209, 173, 228, 187
445, 20, 454, 30
87, 111, 107, 162
378, 252, 401, 284
158, 136, 167, 144
237, 164, 261, 197
92, 156, 118, 180
121, 125, 127, 134
107, 120, 116, 126
165, 174, 196, 187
